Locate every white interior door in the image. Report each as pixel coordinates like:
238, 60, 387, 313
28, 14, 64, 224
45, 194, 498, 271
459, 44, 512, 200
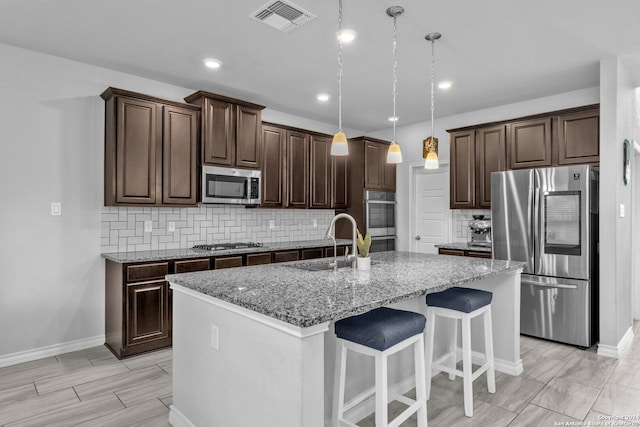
412, 164, 450, 253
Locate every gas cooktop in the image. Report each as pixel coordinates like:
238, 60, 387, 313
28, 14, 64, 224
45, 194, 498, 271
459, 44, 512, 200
192, 242, 264, 251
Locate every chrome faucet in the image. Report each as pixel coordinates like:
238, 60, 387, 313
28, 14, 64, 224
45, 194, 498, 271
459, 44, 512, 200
325, 213, 358, 269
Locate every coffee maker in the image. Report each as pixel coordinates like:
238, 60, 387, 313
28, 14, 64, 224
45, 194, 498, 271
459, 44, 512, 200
468, 215, 492, 247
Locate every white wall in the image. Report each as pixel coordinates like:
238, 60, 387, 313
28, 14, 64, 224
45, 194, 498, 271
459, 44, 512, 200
0, 42, 352, 360
368, 87, 600, 251
598, 58, 636, 351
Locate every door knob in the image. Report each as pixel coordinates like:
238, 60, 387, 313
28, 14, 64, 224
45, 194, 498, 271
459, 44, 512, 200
415, 235, 421, 240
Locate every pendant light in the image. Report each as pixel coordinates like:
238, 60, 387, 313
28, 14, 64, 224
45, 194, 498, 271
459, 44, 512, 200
385, 6, 404, 164
331, 0, 348, 156
424, 32, 441, 169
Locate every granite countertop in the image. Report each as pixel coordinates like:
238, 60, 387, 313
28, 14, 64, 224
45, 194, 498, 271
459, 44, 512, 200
102, 239, 353, 263
167, 251, 524, 328
435, 242, 492, 253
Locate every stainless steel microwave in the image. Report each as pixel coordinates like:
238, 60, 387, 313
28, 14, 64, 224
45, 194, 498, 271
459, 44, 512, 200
201, 166, 261, 205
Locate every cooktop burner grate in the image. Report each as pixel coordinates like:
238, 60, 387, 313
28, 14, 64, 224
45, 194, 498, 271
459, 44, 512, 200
192, 242, 264, 251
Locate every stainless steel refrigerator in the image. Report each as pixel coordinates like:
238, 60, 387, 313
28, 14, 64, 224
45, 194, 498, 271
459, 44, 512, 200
491, 165, 599, 347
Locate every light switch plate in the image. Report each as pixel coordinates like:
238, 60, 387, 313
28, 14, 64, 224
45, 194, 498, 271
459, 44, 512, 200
144, 220, 153, 232
313, 219, 318, 228
51, 202, 61, 216
269, 220, 275, 229
168, 222, 176, 232
619, 204, 625, 218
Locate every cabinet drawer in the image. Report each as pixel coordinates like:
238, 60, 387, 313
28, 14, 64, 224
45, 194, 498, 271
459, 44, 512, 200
175, 258, 210, 274
273, 251, 299, 263
214, 256, 243, 269
247, 253, 272, 266
467, 251, 492, 259
438, 249, 465, 257
127, 262, 169, 282
301, 248, 324, 260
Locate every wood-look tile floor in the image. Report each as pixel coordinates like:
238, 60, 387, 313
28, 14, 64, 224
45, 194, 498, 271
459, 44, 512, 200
1, 323, 639, 427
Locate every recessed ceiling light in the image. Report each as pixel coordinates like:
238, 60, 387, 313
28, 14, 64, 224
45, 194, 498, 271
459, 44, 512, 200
438, 81, 452, 89
317, 93, 330, 102
336, 29, 357, 43
203, 58, 222, 69
388, 116, 399, 122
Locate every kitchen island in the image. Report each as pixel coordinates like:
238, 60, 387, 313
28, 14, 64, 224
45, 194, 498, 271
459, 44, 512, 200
166, 251, 524, 427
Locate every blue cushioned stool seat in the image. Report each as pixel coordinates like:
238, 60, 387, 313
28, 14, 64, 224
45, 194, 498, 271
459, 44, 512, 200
335, 307, 426, 351
426, 287, 492, 313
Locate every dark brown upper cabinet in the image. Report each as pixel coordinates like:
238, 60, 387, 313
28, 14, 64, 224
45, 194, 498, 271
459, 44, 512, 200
261, 125, 287, 208
286, 130, 309, 208
102, 88, 199, 207
332, 154, 348, 209
475, 125, 506, 208
447, 104, 599, 209
261, 122, 348, 209
184, 91, 265, 170
556, 109, 599, 165
508, 118, 552, 169
362, 138, 396, 192
310, 134, 332, 208
450, 130, 476, 209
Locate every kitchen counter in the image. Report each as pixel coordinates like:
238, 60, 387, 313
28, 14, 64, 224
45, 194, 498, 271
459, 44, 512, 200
435, 242, 492, 252
101, 238, 353, 263
167, 251, 521, 328
167, 251, 525, 427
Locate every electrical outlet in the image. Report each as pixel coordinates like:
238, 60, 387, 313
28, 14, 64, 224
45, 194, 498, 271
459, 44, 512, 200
211, 325, 219, 350
168, 221, 176, 232
313, 219, 318, 228
144, 220, 153, 232
620, 203, 625, 218
269, 220, 275, 229
50, 202, 61, 216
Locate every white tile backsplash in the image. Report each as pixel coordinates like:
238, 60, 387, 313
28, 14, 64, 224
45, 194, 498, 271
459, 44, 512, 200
101, 205, 335, 253
452, 209, 491, 242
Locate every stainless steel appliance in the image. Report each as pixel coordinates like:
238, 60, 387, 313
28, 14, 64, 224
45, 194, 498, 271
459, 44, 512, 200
468, 217, 492, 248
491, 165, 599, 347
365, 191, 396, 252
201, 165, 261, 205
193, 242, 264, 251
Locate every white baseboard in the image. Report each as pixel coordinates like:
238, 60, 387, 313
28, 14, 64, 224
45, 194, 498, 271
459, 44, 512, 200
0, 335, 105, 368
169, 406, 196, 427
598, 327, 634, 359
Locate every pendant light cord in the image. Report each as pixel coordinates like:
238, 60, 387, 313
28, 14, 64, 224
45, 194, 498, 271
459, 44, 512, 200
392, 15, 398, 143
430, 37, 435, 142
337, 0, 343, 133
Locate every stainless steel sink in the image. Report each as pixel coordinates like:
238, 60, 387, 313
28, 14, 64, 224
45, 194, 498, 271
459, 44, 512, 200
287, 260, 354, 271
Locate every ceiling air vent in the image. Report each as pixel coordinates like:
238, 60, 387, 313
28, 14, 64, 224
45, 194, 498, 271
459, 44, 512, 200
251, 0, 316, 33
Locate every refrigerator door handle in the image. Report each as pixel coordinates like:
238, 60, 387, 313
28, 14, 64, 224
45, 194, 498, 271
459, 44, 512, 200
521, 281, 578, 290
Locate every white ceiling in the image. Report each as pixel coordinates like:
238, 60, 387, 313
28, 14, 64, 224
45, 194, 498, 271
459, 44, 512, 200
2, 0, 640, 132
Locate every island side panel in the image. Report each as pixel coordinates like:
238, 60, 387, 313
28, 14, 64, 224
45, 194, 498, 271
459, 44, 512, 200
465, 268, 523, 375
170, 284, 328, 427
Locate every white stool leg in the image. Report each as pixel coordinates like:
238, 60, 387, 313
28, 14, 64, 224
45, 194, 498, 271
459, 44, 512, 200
461, 313, 473, 417
484, 307, 496, 394
425, 308, 436, 400
375, 352, 389, 426
333, 340, 347, 426
414, 334, 428, 427
449, 317, 458, 381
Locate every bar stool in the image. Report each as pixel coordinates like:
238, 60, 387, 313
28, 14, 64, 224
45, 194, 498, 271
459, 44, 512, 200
333, 307, 428, 427
425, 287, 495, 417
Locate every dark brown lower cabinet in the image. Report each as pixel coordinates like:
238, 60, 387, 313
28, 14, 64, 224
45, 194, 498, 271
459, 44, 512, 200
106, 260, 174, 358
105, 245, 348, 358
125, 281, 171, 350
